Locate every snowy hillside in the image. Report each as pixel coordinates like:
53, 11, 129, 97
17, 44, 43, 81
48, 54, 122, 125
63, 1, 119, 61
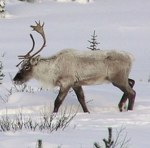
0, 0, 150, 147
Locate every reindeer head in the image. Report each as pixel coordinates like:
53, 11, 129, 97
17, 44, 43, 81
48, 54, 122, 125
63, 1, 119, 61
13, 21, 46, 85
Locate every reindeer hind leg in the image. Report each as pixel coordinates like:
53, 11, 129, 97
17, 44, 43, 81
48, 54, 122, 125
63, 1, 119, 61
127, 79, 136, 110
112, 78, 136, 112
118, 78, 135, 111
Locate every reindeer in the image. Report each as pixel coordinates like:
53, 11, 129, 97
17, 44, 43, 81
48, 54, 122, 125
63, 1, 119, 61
13, 21, 136, 113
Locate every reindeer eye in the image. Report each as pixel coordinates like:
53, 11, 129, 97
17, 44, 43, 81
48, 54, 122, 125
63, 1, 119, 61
24, 65, 30, 71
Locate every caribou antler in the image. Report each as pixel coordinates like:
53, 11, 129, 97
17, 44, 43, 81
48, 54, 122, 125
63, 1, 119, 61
16, 21, 46, 67
18, 34, 35, 60
30, 21, 46, 58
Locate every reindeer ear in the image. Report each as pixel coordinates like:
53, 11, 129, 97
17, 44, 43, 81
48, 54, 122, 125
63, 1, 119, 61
30, 55, 40, 66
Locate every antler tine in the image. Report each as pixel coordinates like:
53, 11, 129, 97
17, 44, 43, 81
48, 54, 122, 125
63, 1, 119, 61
18, 34, 35, 60
16, 60, 24, 67
31, 21, 45, 35
29, 21, 46, 58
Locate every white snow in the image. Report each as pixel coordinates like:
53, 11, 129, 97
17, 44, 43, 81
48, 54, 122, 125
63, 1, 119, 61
0, 0, 150, 147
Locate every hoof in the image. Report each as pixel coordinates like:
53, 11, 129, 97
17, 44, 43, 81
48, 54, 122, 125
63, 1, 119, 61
119, 103, 127, 112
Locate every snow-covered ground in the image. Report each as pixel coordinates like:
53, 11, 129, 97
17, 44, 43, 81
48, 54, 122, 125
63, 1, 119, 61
0, 0, 150, 147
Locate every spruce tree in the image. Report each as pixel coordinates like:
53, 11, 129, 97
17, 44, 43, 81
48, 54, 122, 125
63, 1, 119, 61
0, 0, 5, 13
87, 30, 100, 50
0, 60, 4, 84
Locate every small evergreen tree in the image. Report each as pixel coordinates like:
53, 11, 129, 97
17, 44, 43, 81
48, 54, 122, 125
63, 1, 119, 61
0, 0, 5, 18
0, 0, 5, 13
0, 59, 4, 84
94, 127, 130, 148
87, 30, 100, 50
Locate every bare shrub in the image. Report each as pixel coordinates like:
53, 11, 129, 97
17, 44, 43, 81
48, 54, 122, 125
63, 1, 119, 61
0, 107, 77, 132
0, 74, 43, 103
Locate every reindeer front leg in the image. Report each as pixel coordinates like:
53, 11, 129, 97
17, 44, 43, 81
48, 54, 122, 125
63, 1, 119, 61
73, 85, 89, 113
53, 86, 71, 113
